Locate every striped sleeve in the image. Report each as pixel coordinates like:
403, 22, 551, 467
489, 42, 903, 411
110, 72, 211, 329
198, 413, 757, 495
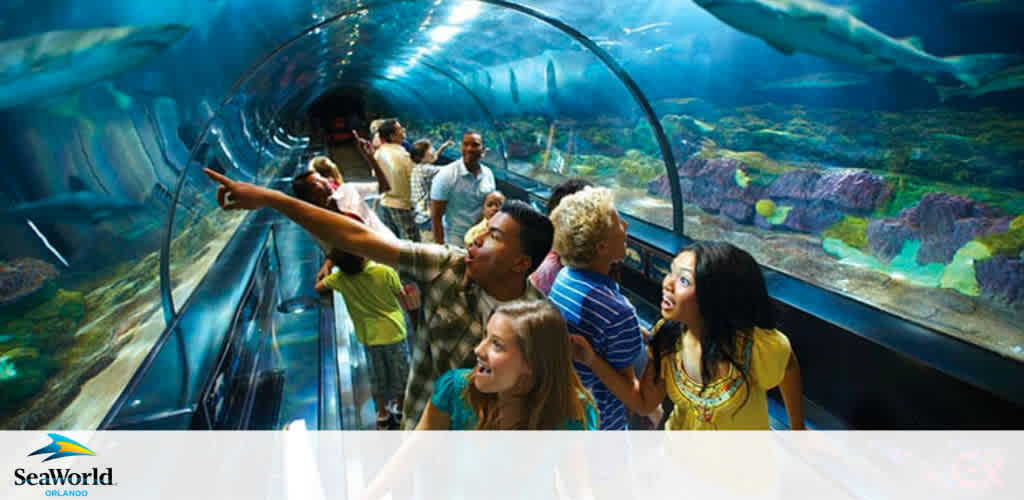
602, 308, 644, 370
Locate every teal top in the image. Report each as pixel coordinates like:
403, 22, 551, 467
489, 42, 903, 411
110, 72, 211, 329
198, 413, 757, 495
431, 369, 599, 430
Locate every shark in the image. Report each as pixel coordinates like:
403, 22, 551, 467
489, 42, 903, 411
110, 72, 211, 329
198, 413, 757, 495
1, 191, 146, 225
759, 72, 869, 90
692, 0, 1018, 87
936, 64, 1024, 101
953, 0, 1024, 16
0, 24, 189, 109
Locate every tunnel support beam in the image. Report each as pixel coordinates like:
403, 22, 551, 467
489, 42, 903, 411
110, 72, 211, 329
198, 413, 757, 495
476, 0, 683, 235
422, 61, 509, 171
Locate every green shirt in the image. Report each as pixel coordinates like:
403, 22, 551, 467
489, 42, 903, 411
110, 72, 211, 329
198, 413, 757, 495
323, 261, 406, 346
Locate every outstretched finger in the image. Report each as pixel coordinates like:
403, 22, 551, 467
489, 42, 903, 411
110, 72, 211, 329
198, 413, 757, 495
204, 168, 233, 187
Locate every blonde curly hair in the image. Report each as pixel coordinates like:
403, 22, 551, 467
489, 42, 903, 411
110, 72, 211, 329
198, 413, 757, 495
308, 155, 343, 184
549, 186, 616, 268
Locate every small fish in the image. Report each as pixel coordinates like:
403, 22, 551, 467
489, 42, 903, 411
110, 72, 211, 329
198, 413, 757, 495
759, 72, 869, 90
659, 97, 701, 105
931, 133, 974, 143
622, 22, 671, 36
953, 0, 1024, 16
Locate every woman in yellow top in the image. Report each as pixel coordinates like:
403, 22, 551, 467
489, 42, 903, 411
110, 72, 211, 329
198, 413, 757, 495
570, 241, 804, 430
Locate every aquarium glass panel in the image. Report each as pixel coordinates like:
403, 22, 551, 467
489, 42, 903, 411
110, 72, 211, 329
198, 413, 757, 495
1, 0, 1021, 431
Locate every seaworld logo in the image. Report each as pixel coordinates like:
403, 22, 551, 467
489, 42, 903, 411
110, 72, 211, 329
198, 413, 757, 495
28, 434, 97, 462
13, 434, 115, 491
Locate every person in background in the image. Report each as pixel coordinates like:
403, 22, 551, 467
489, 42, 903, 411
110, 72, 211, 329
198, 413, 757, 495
309, 155, 343, 190
529, 178, 593, 295
290, 169, 395, 283
410, 138, 453, 241
547, 186, 644, 430
416, 300, 597, 430
369, 119, 387, 152
430, 131, 495, 246
374, 119, 420, 242
203, 166, 553, 429
314, 213, 410, 430
569, 241, 805, 430
463, 191, 506, 247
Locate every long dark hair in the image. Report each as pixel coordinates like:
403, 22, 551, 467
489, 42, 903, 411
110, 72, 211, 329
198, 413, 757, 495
650, 242, 776, 404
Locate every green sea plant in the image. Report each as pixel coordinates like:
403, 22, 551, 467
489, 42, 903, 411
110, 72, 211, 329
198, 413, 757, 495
939, 241, 991, 296
877, 175, 1024, 217
616, 150, 662, 188
696, 140, 795, 177
734, 168, 751, 188
975, 215, 1024, 258
822, 216, 869, 249
766, 205, 792, 225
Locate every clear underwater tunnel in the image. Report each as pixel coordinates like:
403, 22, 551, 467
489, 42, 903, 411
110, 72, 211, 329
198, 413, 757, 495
0, 0, 1021, 432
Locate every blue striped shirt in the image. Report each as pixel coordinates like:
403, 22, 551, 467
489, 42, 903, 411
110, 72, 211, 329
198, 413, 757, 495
549, 267, 644, 430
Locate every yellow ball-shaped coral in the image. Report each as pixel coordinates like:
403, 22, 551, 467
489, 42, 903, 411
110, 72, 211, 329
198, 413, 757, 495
755, 199, 775, 218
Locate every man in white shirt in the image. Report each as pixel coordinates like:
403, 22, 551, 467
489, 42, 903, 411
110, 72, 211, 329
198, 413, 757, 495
430, 131, 495, 246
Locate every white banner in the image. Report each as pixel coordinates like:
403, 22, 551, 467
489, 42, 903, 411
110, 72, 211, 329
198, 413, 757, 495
1, 430, 1018, 499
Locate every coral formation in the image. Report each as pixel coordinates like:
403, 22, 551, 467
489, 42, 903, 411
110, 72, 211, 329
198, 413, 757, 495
822, 216, 869, 250
755, 199, 775, 218
975, 214, 1024, 258
0, 258, 59, 310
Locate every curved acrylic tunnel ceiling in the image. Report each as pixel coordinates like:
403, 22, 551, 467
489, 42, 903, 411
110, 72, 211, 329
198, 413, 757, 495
158, 1, 683, 316
167, 0, 680, 224
0, 0, 687, 322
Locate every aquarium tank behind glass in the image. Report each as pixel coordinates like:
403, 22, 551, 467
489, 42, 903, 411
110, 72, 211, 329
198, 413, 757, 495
0, 0, 1020, 429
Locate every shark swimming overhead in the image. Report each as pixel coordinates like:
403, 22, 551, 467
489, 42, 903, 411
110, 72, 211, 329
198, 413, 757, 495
0, 24, 190, 109
692, 0, 1018, 88
1, 191, 146, 225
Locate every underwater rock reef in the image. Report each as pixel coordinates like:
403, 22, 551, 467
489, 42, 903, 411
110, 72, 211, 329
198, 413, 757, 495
0, 206, 247, 428
416, 100, 1023, 359
0, 258, 59, 311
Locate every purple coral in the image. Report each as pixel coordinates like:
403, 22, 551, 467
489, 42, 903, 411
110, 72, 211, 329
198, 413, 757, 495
0, 258, 58, 304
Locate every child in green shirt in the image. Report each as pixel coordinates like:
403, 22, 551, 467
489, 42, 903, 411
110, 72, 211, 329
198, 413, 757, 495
315, 214, 410, 429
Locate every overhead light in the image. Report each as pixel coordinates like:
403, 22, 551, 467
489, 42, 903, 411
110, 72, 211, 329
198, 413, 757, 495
429, 26, 460, 43
448, 1, 481, 24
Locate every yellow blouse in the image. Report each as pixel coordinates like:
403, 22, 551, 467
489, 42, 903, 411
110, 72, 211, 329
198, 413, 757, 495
659, 323, 791, 430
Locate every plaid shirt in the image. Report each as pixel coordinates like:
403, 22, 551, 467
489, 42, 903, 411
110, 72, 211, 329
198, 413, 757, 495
410, 163, 442, 223
398, 241, 544, 429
